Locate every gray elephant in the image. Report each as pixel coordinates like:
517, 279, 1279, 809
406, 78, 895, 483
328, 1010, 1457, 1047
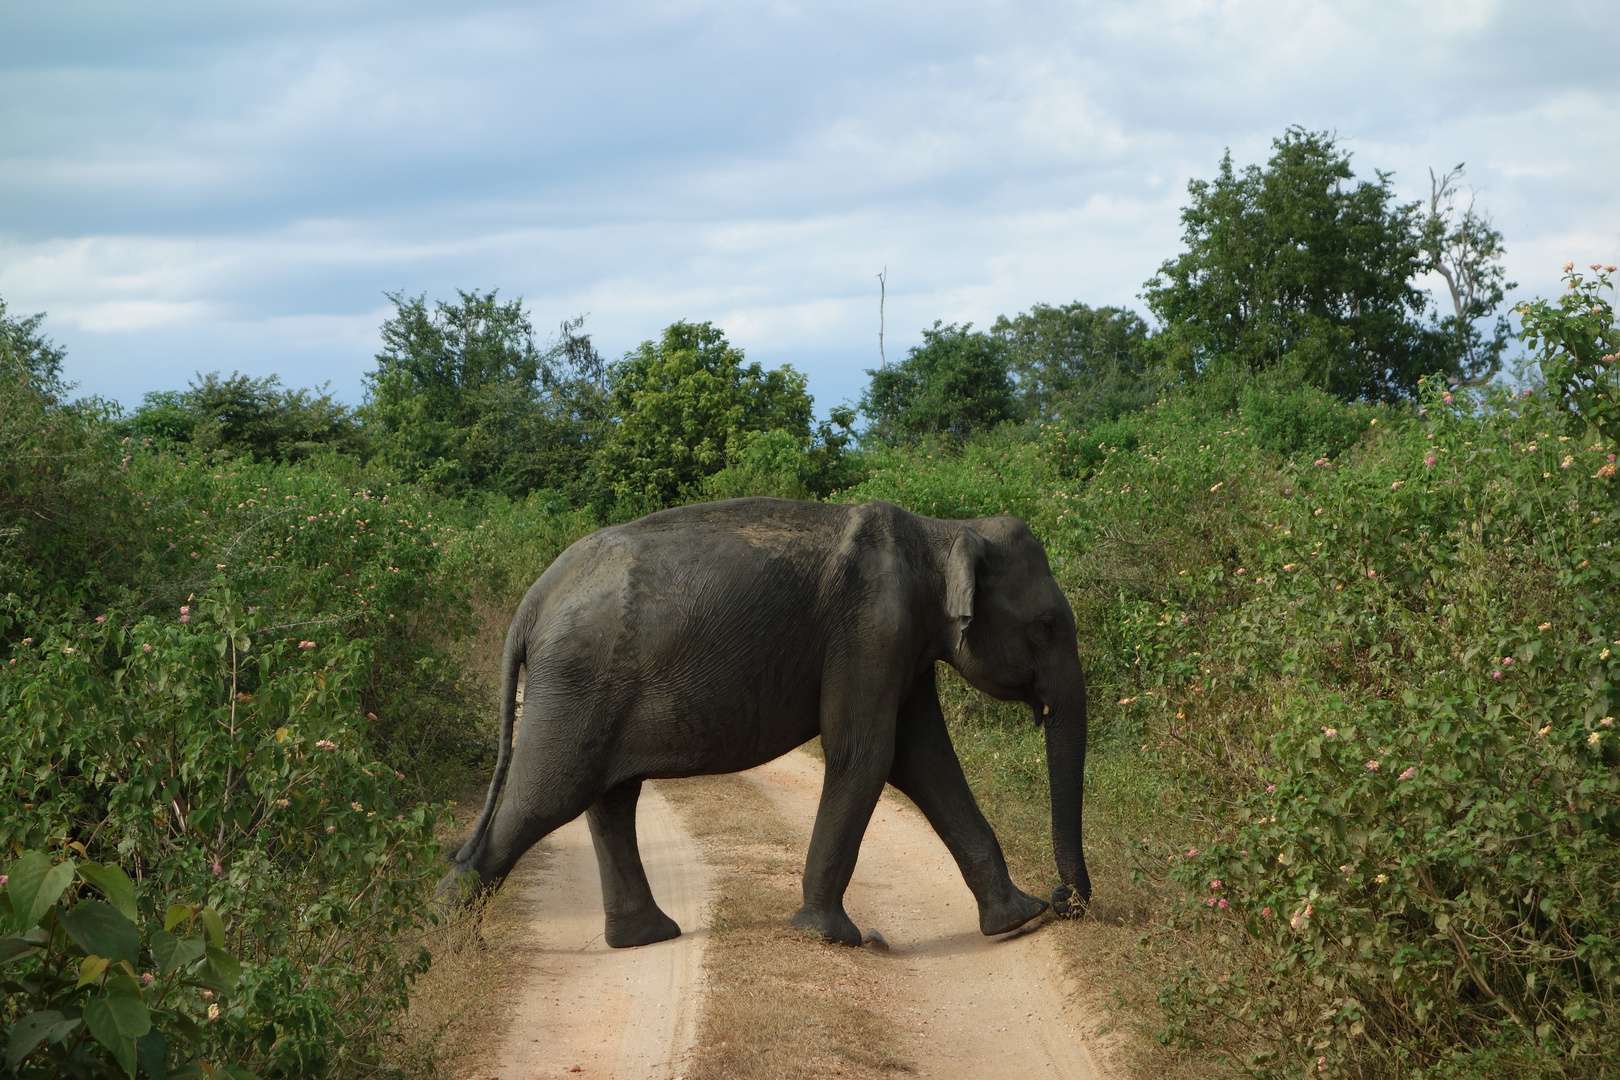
446, 497, 1091, 947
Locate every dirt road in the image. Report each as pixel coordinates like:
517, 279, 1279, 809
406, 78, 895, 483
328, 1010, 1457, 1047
488, 749, 1104, 1079
488, 783, 714, 1080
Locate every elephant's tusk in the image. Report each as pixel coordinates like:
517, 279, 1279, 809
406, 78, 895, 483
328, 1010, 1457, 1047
1042, 704, 1050, 715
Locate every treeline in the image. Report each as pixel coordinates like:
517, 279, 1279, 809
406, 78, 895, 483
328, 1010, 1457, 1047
113, 129, 1514, 518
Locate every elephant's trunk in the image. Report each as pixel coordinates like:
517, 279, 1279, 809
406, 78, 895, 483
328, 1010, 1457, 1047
1042, 674, 1092, 910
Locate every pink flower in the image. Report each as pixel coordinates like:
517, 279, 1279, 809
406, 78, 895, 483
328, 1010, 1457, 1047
1266, 784, 1277, 793
1365, 760, 1379, 771
180, 605, 190, 615
1235, 567, 1246, 575
142, 972, 154, 984
142, 644, 152, 653
211, 863, 222, 877
1491, 669, 1503, 679
1206, 896, 1218, 907
395, 770, 405, 780
1260, 906, 1272, 919
1367, 570, 1377, 578
1240, 850, 1249, 857
1399, 766, 1416, 780
1210, 879, 1223, 891
0, 875, 7, 888
1443, 393, 1454, 404
179, 615, 190, 624
1187, 848, 1199, 857
1425, 453, 1437, 467
315, 739, 337, 750
298, 641, 316, 649
1217, 898, 1228, 910
1390, 481, 1403, 490
95, 615, 106, 624
1321, 727, 1338, 739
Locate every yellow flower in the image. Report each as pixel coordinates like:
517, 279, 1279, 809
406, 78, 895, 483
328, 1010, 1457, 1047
207, 1003, 221, 1021
1539, 622, 1552, 631
1602, 649, 1612, 660
1589, 732, 1603, 746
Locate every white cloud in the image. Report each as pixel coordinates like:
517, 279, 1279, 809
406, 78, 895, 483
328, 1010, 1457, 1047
0, 0, 1615, 412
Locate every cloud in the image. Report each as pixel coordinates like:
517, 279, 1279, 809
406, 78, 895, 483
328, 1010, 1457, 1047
0, 0, 1615, 412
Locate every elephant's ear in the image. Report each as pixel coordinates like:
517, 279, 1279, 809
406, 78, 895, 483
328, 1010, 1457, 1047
945, 526, 990, 623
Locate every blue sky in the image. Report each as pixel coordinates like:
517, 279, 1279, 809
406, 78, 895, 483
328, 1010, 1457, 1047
2, 0, 1616, 415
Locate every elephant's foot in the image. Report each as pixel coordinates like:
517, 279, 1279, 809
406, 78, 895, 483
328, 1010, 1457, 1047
791, 904, 862, 946
604, 907, 681, 948
979, 887, 1048, 936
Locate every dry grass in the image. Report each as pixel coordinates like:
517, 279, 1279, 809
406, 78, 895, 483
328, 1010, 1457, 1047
393, 777, 533, 1080
660, 773, 914, 1080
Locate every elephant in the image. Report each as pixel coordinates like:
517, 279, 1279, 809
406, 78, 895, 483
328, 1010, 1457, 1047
444, 496, 1091, 948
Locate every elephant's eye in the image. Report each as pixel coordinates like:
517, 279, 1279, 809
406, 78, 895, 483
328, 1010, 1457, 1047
1029, 615, 1056, 647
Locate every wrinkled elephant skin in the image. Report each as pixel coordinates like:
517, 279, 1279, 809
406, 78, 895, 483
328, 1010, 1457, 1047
444, 497, 1091, 947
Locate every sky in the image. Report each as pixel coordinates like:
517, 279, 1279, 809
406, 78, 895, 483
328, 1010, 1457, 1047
2, 0, 1616, 415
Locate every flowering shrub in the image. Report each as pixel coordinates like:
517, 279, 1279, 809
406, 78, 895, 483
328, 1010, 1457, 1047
1131, 369, 1620, 1074
1520, 263, 1620, 448
1, 851, 250, 1077
1, 593, 443, 1075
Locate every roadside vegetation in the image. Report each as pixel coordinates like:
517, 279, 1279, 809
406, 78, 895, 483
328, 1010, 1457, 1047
3, 127, 1615, 1079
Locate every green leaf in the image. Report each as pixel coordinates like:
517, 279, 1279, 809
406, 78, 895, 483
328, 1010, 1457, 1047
199, 907, 225, 948
4, 1010, 64, 1070
164, 904, 194, 932
6, 853, 76, 930
78, 953, 111, 988
77, 862, 139, 921
84, 997, 127, 1062
201, 943, 240, 993
137, 1029, 168, 1080
0, 935, 37, 966
150, 931, 205, 974
59, 899, 141, 965
105, 987, 152, 1039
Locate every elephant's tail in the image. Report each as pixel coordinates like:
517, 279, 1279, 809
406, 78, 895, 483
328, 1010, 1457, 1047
456, 621, 524, 869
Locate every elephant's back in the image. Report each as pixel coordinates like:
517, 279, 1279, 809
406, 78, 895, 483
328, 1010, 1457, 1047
519, 498, 856, 672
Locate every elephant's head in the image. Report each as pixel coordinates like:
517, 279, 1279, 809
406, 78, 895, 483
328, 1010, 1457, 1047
943, 515, 1092, 907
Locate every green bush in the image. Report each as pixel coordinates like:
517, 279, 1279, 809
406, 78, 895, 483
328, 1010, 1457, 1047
2, 852, 251, 1078
2, 593, 442, 1076
1123, 374, 1620, 1076
119, 373, 367, 465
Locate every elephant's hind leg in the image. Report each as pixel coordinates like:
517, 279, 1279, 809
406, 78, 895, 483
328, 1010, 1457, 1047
587, 780, 682, 948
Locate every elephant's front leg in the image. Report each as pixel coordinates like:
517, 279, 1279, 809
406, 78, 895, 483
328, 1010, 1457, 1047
587, 780, 681, 948
792, 697, 899, 946
887, 672, 1048, 935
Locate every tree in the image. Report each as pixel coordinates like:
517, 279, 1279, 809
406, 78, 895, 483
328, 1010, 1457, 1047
121, 372, 365, 463
1423, 164, 1516, 385
0, 297, 69, 397
860, 322, 1019, 443
363, 290, 607, 496
590, 321, 826, 511
991, 302, 1158, 423
1143, 127, 1449, 401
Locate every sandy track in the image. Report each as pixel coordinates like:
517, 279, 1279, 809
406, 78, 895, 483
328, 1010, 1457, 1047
489, 749, 1102, 1079
489, 782, 713, 1080
741, 751, 1104, 1080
